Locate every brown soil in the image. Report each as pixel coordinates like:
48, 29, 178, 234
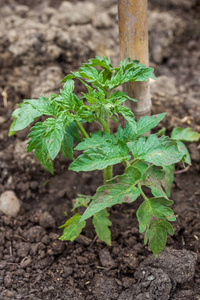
0, 0, 200, 299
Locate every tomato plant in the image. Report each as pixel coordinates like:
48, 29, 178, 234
9, 57, 199, 255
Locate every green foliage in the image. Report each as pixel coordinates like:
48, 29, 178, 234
171, 127, 200, 142
59, 213, 86, 241
128, 134, 188, 166
93, 210, 112, 246
81, 166, 141, 221
137, 196, 175, 256
9, 56, 199, 256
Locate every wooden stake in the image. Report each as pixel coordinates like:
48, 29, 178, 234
118, 0, 151, 119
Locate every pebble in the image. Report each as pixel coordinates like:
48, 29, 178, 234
0, 190, 21, 217
0, 116, 6, 125
39, 211, 56, 229
99, 247, 117, 268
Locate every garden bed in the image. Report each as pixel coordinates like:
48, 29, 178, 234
0, 0, 200, 299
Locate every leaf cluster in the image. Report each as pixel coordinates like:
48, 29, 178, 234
9, 56, 199, 256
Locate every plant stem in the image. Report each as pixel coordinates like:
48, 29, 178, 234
130, 158, 139, 165
75, 120, 89, 139
103, 166, 113, 185
138, 183, 148, 201
101, 115, 113, 184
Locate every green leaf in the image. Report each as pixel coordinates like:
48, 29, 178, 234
24, 95, 53, 116
108, 68, 123, 88
132, 161, 149, 177
60, 121, 81, 160
121, 67, 154, 84
59, 213, 86, 241
8, 118, 17, 136
72, 195, 91, 212
108, 91, 137, 105
162, 165, 175, 197
68, 121, 82, 143
84, 56, 113, 71
115, 114, 165, 144
93, 209, 112, 246
142, 165, 168, 198
81, 166, 141, 221
120, 58, 140, 71
116, 106, 137, 133
128, 134, 185, 166
43, 117, 65, 160
61, 126, 74, 160
11, 103, 42, 131
136, 113, 166, 137
69, 143, 130, 172
176, 141, 191, 165
145, 220, 174, 256
149, 197, 175, 221
27, 122, 54, 174
34, 139, 54, 174
75, 131, 116, 151
116, 122, 137, 143
171, 127, 200, 142
60, 80, 82, 111
61, 73, 78, 83
137, 196, 175, 234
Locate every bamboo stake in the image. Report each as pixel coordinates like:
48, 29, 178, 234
118, 0, 151, 120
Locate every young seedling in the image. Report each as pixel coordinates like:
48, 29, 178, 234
9, 57, 199, 256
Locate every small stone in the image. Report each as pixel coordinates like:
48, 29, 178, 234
30, 181, 38, 190
99, 247, 117, 268
39, 211, 56, 229
0, 116, 6, 125
0, 191, 21, 217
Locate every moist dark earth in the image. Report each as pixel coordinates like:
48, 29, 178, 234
0, 0, 200, 299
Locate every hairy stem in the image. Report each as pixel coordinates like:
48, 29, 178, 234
138, 183, 149, 201
103, 166, 113, 185
75, 120, 89, 139
101, 114, 113, 184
